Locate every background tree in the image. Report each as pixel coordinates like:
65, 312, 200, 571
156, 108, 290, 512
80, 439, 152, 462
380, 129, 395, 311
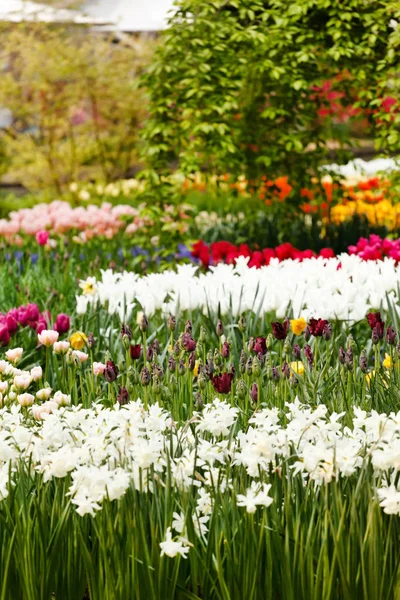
143, 0, 400, 188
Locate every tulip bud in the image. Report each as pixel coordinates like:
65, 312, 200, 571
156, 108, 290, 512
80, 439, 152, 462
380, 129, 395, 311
252, 356, 261, 376
246, 357, 253, 375
188, 351, 196, 371
304, 344, 313, 367
139, 314, 149, 332
104, 360, 118, 383
359, 350, 368, 373
127, 365, 139, 384
146, 345, 154, 361
185, 320, 192, 334
122, 334, 131, 351
293, 343, 301, 360
386, 326, 397, 346
238, 315, 246, 332
152, 338, 160, 355
283, 340, 291, 356
87, 332, 96, 349
257, 352, 265, 367
195, 393, 204, 411
117, 386, 129, 406
372, 328, 380, 345
178, 359, 186, 376
199, 326, 206, 343
345, 347, 353, 370
162, 386, 171, 403
214, 349, 222, 367
141, 367, 151, 386
247, 337, 255, 353
322, 323, 332, 341
346, 334, 355, 350
222, 341, 230, 359
168, 355, 176, 373
170, 375, 177, 392
250, 382, 258, 404
206, 355, 215, 375
239, 350, 247, 374
227, 363, 235, 377
198, 373, 207, 390
173, 340, 180, 356
281, 361, 290, 379
304, 326, 311, 342
339, 347, 346, 364
236, 379, 247, 399
216, 319, 224, 337
121, 324, 132, 341
168, 314, 176, 332
271, 366, 280, 381
152, 363, 164, 380
264, 334, 272, 350
152, 375, 161, 394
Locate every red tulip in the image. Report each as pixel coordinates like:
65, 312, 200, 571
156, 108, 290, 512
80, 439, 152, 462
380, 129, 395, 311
130, 344, 142, 360
211, 372, 234, 394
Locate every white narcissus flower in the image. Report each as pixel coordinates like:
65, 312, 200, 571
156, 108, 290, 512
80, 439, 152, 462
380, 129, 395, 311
236, 482, 273, 514
38, 330, 59, 347
78, 277, 98, 297
377, 485, 400, 515
5, 347, 23, 364
17, 393, 35, 407
160, 527, 190, 559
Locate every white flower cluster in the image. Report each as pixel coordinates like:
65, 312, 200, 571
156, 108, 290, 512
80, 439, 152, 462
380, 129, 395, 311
0, 396, 399, 559
321, 157, 400, 180
76, 255, 400, 322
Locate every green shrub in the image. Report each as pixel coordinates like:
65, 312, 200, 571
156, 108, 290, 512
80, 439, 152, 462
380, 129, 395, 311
143, 0, 400, 187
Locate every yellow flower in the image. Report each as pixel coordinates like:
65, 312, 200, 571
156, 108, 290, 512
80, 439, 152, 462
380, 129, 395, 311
70, 331, 88, 350
193, 360, 200, 378
291, 318, 307, 336
79, 277, 97, 296
383, 353, 393, 369
365, 370, 375, 386
290, 361, 305, 375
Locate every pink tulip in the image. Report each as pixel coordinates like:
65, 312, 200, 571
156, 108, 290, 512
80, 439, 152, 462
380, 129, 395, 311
36, 230, 49, 246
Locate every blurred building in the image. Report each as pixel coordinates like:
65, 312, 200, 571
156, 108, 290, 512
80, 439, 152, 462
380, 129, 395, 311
0, 0, 176, 31
82, 0, 176, 32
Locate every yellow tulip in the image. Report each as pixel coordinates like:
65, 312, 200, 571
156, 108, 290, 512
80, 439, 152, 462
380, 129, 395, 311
383, 353, 393, 369
193, 361, 200, 378
70, 331, 88, 350
290, 361, 305, 375
290, 318, 307, 336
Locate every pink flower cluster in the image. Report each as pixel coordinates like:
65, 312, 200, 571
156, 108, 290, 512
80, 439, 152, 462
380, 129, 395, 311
0, 201, 150, 244
348, 235, 400, 262
0, 304, 70, 347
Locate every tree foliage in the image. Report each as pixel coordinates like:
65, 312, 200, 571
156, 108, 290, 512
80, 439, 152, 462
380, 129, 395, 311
143, 0, 400, 185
